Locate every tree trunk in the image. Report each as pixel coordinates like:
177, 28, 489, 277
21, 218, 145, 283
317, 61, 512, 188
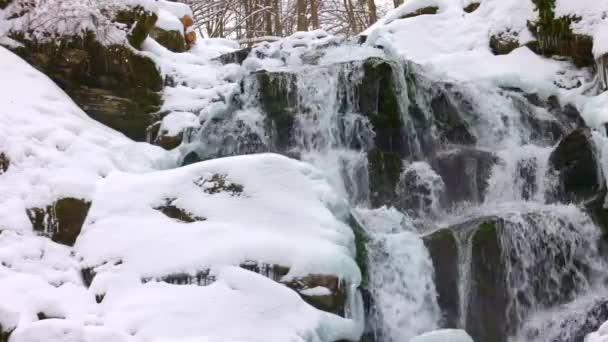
367, 0, 377, 24
310, 0, 319, 29
296, 0, 308, 31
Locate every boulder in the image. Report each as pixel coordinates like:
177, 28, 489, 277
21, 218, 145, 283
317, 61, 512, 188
10, 32, 163, 141
549, 128, 604, 204
423, 229, 460, 328
26, 198, 91, 246
430, 148, 499, 208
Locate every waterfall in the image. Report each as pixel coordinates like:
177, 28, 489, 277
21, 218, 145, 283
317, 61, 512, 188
186, 44, 608, 341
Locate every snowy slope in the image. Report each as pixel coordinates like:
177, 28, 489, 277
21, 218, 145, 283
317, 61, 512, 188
0, 46, 170, 232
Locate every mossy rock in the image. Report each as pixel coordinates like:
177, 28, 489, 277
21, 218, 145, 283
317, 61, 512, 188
359, 58, 406, 155
528, 0, 594, 67
115, 6, 158, 49
464, 2, 480, 13
9, 32, 163, 141
549, 128, 604, 204
423, 229, 460, 328
27, 198, 91, 246
399, 6, 439, 19
368, 149, 403, 208
0, 153, 9, 174
150, 27, 186, 53
466, 218, 510, 342
255, 70, 298, 150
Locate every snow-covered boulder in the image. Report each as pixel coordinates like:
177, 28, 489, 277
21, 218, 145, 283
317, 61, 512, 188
411, 329, 474, 342
75, 153, 363, 317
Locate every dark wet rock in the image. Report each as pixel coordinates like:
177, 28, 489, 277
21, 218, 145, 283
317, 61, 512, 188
599, 54, 608, 91
349, 214, 369, 288
255, 70, 298, 150
368, 149, 403, 208
359, 58, 407, 155
154, 198, 206, 223
37, 312, 64, 321
27, 198, 91, 246
150, 27, 186, 53
430, 148, 498, 208
549, 128, 604, 204
527, 0, 594, 67
182, 151, 202, 166
423, 229, 460, 328
464, 2, 480, 13
215, 48, 252, 65
466, 219, 510, 342
429, 87, 477, 146
397, 162, 445, 218
399, 6, 439, 19
9, 31, 163, 141
0, 153, 9, 174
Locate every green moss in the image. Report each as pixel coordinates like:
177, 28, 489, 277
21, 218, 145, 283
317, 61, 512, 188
528, 0, 594, 67
348, 214, 369, 288
150, 27, 186, 53
368, 149, 403, 207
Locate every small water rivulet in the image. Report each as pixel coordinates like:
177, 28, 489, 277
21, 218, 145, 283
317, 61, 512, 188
182, 42, 608, 342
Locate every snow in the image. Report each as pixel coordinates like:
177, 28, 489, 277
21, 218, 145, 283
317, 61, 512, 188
588, 321, 608, 342
300, 286, 333, 296
411, 329, 474, 342
156, 8, 184, 33
75, 153, 360, 284
159, 111, 200, 137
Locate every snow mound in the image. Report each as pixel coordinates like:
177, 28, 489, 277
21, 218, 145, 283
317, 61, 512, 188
411, 329, 474, 342
75, 153, 361, 285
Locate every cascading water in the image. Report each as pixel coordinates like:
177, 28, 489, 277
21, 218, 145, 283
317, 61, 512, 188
184, 41, 608, 342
